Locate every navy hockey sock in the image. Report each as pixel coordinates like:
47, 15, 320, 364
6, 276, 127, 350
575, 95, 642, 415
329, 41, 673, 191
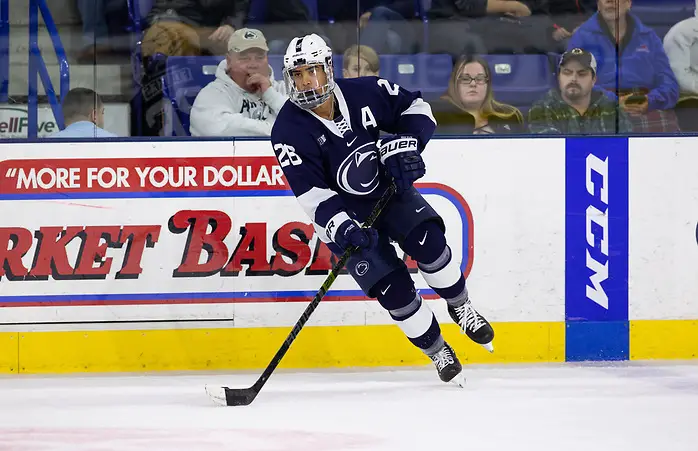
374, 269, 444, 355
402, 221, 468, 307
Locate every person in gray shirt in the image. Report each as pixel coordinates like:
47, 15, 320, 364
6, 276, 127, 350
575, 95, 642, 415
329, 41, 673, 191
48, 88, 117, 138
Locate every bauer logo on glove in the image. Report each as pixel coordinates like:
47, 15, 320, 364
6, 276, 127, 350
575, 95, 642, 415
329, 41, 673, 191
377, 135, 425, 194
378, 136, 419, 162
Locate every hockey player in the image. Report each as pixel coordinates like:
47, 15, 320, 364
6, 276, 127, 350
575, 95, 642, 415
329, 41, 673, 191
270, 34, 494, 386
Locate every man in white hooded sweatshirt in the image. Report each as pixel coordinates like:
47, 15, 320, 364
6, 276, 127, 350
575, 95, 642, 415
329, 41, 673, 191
663, 1, 698, 94
190, 28, 288, 137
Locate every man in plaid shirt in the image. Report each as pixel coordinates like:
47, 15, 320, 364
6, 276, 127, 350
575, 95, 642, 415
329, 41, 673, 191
528, 48, 633, 134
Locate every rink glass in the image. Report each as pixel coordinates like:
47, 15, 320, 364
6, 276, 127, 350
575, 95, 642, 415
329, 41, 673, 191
3, 0, 693, 139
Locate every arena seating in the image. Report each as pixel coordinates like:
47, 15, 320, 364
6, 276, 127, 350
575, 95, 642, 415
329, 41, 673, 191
632, 0, 694, 39
162, 56, 223, 136
150, 0, 694, 136
482, 54, 557, 112
247, 0, 320, 23
161, 53, 563, 136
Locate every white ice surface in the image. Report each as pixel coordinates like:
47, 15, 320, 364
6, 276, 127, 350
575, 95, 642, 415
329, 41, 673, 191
1, 362, 697, 450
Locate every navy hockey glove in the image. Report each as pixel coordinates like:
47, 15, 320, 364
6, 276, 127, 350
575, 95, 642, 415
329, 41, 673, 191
332, 219, 379, 257
378, 135, 425, 194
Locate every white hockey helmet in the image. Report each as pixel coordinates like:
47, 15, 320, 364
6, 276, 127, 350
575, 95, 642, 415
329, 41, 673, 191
283, 34, 335, 110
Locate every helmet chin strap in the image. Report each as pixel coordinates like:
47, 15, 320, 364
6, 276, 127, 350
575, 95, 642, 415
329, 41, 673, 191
328, 95, 335, 119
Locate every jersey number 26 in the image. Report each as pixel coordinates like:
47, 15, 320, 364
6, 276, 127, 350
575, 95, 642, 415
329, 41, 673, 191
274, 143, 303, 167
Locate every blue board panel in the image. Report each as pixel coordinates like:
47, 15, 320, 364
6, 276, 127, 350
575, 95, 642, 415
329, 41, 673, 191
565, 137, 629, 361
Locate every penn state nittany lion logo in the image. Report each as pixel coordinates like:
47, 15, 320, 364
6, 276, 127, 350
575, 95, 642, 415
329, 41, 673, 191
336, 142, 380, 196
355, 261, 370, 276
244, 31, 257, 40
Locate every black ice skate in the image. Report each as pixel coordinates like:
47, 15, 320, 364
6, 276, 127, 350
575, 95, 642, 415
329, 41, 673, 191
448, 301, 495, 353
430, 342, 465, 387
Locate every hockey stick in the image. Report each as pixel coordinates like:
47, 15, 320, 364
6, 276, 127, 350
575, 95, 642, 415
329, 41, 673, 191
205, 183, 396, 406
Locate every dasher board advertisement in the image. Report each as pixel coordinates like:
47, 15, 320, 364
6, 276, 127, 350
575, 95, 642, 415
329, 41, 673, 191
0, 139, 564, 328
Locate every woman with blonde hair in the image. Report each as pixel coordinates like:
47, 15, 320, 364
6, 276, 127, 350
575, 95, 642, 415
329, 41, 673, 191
433, 56, 524, 135
342, 45, 380, 78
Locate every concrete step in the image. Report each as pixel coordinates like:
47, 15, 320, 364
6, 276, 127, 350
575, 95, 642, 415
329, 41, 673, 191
10, 24, 136, 65
8, 63, 134, 98
8, 0, 81, 26
10, 25, 83, 65
7, 22, 136, 101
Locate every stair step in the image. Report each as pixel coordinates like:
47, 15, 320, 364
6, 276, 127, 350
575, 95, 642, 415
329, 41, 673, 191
7, 22, 136, 100
8, 63, 133, 98
10, 25, 136, 65
10, 25, 82, 65
8, 0, 81, 26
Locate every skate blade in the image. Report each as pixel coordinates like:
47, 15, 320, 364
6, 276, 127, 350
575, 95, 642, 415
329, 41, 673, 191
204, 385, 228, 406
481, 341, 494, 353
449, 372, 466, 388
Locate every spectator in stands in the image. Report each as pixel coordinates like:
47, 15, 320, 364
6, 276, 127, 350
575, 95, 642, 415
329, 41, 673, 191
427, 0, 565, 56
567, 0, 681, 132
357, 1, 417, 54
431, 56, 524, 134
528, 48, 633, 134
663, 0, 698, 94
137, 0, 247, 136
321, 1, 418, 54
189, 29, 287, 137
663, 0, 698, 131
532, 0, 597, 52
343, 45, 380, 78
76, 0, 112, 63
142, 0, 247, 58
48, 88, 117, 138
250, 0, 328, 54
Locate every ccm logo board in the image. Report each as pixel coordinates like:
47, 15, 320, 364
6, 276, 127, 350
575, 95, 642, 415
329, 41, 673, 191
565, 137, 629, 361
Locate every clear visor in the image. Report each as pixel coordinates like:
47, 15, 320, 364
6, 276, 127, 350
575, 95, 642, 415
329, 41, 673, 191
283, 63, 335, 110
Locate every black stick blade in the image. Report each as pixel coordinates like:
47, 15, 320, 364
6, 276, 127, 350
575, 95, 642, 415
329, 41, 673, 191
205, 385, 257, 406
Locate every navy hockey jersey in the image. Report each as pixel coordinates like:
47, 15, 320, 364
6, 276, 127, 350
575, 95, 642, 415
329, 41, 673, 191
270, 76, 436, 243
